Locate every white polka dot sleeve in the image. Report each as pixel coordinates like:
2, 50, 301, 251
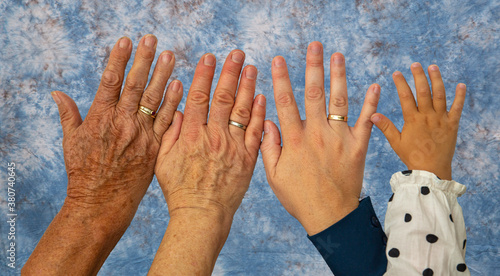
384, 170, 469, 276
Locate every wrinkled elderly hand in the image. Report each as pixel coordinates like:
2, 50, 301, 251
371, 63, 466, 180
260, 42, 381, 235
149, 50, 265, 275
60, 34, 182, 231
24, 35, 182, 275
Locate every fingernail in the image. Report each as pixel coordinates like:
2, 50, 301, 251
144, 35, 156, 48
459, 83, 466, 89
274, 57, 285, 67
430, 65, 439, 71
171, 80, 180, 92
257, 95, 266, 106
333, 54, 344, 65
204, 54, 216, 66
372, 85, 380, 94
51, 91, 61, 104
161, 52, 173, 64
246, 66, 257, 80
231, 51, 244, 64
310, 43, 321, 55
393, 71, 402, 76
411, 62, 421, 69
119, 37, 130, 49
371, 115, 381, 123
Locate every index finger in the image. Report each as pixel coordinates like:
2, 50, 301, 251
271, 56, 302, 137
90, 37, 132, 113
182, 53, 216, 131
392, 71, 418, 118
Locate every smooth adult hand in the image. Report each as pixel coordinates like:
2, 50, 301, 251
260, 42, 381, 235
370, 63, 466, 180
23, 35, 182, 275
149, 50, 266, 275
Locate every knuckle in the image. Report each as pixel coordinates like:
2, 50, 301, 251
141, 91, 161, 106
310, 132, 325, 148
156, 113, 172, 128
140, 49, 155, 60
276, 92, 294, 107
189, 89, 210, 105
417, 88, 430, 96
124, 78, 146, 93
332, 96, 347, 107
286, 133, 302, 146
101, 70, 122, 89
233, 105, 251, 119
306, 58, 323, 68
331, 68, 346, 78
221, 65, 242, 78
433, 91, 446, 100
273, 69, 289, 79
213, 89, 235, 106
306, 86, 324, 101
248, 128, 263, 141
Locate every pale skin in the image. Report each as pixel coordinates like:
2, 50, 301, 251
371, 63, 466, 180
260, 41, 381, 236
22, 35, 183, 275
148, 50, 266, 275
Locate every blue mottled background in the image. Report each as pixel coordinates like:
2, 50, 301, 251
1, 0, 499, 275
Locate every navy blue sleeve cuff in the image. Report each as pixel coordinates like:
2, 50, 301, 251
307, 197, 387, 276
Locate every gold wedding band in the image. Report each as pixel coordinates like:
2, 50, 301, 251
139, 105, 157, 119
229, 120, 247, 131
327, 114, 348, 122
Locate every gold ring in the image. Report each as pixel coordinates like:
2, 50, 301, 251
139, 105, 157, 119
229, 120, 247, 131
327, 114, 348, 122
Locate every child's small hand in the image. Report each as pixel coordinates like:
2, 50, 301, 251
370, 63, 466, 180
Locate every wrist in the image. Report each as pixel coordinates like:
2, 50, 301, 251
168, 207, 234, 237
300, 199, 360, 236
61, 197, 131, 242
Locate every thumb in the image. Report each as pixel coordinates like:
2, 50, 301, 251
260, 120, 282, 176
370, 113, 401, 147
158, 111, 183, 158
51, 91, 82, 136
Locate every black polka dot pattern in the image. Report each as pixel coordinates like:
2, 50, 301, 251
463, 239, 467, 249
457, 263, 467, 272
389, 194, 394, 202
426, 234, 438, 243
388, 248, 400, 257
402, 170, 413, 176
405, 213, 412, 222
423, 268, 433, 276
450, 214, 454, 222
421, 186, 430, 195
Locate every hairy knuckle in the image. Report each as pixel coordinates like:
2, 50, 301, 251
306, 86, 324, 100
276, 93, 294, 107
189, 89, 210, 105
332, 96, 347, 107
